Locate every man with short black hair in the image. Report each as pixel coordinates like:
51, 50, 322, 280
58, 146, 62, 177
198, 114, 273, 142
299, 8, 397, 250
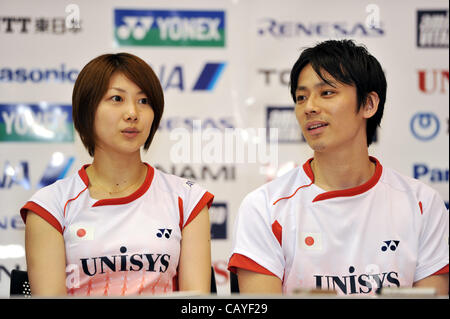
228, 40, 449, 295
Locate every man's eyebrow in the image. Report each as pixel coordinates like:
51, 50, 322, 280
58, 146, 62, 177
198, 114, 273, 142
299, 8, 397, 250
296, 81, 334, 91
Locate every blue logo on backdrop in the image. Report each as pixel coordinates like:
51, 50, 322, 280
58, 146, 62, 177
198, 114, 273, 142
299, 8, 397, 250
158, 116, 235, 132
413, 163, 448, 183
210, 202, 227, 239
410, 112, 440, 141
192, 63, 226, 91
266, 106, 305, 144
0, 63, 225, 90
0, 215, 25, 231
417, 10, 449, 48
0, 155, 74, 190
0, 65, 79, 83
151, 62, 226, 92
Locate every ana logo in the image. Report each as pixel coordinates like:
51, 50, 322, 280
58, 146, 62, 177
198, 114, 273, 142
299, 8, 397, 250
417, 10, 449, 48
410, 112, 440, 141
0, 103, 74, 142
156, 228, 172, 239
192, 63, 226, 91
300, 232, 322, 250
1, 154, 74, 190
114, 9, 225, 47
150, 63, 226, 92
381, 240, 400, 252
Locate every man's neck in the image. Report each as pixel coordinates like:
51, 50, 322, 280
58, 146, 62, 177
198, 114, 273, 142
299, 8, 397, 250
311, 148, 375, 191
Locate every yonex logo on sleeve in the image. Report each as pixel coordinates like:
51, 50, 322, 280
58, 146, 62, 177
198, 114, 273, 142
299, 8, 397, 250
185, 180, 195, 187
381, 240, 400, 252
156, 228, 172, 239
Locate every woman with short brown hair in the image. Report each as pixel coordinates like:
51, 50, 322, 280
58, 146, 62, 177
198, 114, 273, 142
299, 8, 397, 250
21, 53, 213, 296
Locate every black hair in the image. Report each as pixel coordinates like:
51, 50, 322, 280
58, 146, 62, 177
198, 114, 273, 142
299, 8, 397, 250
289, 39, 387, 146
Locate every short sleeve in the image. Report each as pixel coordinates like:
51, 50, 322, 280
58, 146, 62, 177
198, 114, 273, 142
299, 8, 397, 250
228, 189, 285, 280
179, 180, 214, 229
414, 190, 449, 282
20, 184, 65, 234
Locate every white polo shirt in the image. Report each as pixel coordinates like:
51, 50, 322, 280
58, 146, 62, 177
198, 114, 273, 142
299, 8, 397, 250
21, 163, 214, 296
228, 157, 449, 295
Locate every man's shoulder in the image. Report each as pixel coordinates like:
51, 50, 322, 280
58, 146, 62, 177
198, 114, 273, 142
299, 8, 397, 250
381, 165, 438, 195
243, 165, 309, 206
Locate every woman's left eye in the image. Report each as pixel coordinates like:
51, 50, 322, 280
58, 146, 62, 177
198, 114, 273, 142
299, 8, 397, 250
111, 95, 122, 102
139, 98, 148, 104
322, 90, 335, 96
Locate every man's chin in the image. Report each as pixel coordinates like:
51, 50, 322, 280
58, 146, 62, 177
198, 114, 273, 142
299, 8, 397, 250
307, 141, 327, 152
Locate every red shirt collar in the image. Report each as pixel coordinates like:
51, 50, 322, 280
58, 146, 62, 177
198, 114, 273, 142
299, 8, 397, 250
77, 163, 154, 207
302, 156, 383, 202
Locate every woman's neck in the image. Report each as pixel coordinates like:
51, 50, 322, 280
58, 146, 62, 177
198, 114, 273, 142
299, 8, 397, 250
86, 149, 147, 198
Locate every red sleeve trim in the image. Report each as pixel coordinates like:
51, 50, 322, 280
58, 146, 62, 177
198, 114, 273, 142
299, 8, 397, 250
178, 196, 184, 231
183, 191, 214, 229
432, 264, 449, 276
272, 220, 282, 246
20, 201, 63, 235
172, 273, 179, 292
228, 253, 277, 277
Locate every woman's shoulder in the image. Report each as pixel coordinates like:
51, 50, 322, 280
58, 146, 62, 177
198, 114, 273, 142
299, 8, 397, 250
151, 166, 203, 193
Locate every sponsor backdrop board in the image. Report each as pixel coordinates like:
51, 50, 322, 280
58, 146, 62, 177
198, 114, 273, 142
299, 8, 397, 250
0, 0, 448, 296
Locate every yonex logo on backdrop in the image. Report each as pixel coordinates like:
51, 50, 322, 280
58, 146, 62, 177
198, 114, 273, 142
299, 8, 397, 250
114, 9, 225, 47
0, 103, 74, 142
